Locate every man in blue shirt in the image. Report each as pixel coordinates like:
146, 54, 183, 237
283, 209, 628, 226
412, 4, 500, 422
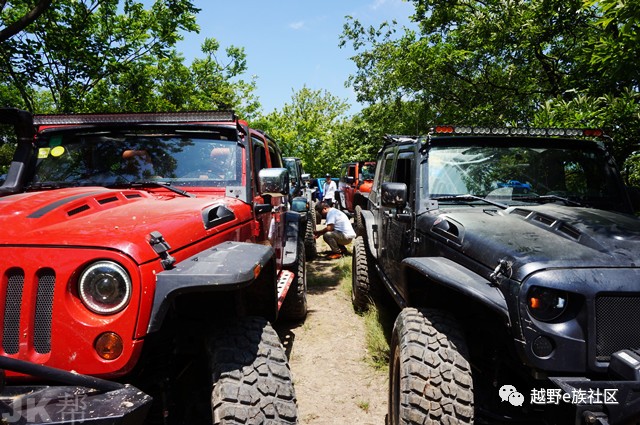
314, 201, 356, 259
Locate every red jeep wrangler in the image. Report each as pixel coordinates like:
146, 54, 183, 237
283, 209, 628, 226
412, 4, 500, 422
0, 108, 306, 424
335, 161, 376, 233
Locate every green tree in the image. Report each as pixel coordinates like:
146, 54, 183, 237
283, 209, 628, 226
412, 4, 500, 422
0, 0, 52, 42
82, 39, 260, 118
340, 1, 640, 157
0, 0, 199, 112
253, 87, 350, 177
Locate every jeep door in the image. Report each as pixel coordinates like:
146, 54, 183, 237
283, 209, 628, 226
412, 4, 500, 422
337, 163, 355, 211
372, 149, 415, 301
252, 133, 287, 269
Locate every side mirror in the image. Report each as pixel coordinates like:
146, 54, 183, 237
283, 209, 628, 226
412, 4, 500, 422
346, 176, 355, 185
381, 182, 407, 211
258, 168, 289, 197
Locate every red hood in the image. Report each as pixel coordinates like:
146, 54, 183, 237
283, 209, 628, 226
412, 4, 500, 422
0, 187, 251, 263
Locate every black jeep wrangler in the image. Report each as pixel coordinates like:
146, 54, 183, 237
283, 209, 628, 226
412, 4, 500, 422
353, 126, 640, 424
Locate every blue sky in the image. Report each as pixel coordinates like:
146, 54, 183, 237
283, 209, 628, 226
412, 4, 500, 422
176, 0, 416, 116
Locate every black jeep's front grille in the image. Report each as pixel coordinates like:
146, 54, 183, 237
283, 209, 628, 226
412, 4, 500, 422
2, 268, 55, 355
595, 295, 640, 361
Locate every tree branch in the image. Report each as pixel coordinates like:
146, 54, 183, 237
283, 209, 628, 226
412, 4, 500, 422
0, 0, 53, 42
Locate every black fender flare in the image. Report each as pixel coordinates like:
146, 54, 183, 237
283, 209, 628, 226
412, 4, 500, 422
283, 211, 301, 268
359, 209, 378, 259
353, 191, 369, 209
148, 241, 275, 333
402, 257, 509, 321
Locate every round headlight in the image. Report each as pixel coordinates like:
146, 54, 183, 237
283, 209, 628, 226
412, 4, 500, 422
79, 261, 131, 315
527, 286, 568, 322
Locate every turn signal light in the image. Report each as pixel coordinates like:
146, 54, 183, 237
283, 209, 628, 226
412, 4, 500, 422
95, 332, 124, 360
527, 287, 568, 322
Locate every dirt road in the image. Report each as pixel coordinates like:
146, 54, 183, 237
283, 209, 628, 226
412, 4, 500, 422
276, 244, 388, 425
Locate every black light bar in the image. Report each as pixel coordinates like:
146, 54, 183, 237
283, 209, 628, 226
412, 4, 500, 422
432, 125, 604, 138
33, 110, 236, 126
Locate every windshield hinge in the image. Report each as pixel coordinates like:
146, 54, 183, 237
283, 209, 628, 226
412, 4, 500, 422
149, 231, 176, 270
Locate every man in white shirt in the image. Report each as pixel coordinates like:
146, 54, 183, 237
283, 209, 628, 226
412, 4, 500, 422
314, 201, 356, 259
322, 173, 337, 206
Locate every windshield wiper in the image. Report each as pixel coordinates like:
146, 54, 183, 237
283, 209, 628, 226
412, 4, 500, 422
108, 181, 194, 198
516, 195, 584, 207
430, 195, 508, 209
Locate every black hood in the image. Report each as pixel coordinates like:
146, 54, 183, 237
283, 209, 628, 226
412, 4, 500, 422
422, 204, 640, 281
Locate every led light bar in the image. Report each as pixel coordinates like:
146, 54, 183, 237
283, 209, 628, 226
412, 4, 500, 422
33, 111, 236, 126
433, 125, 604, 138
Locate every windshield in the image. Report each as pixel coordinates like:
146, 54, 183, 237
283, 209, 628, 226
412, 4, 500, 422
424, 143, 627, 211
361, 163, 376, 180
29, 130, 244, 189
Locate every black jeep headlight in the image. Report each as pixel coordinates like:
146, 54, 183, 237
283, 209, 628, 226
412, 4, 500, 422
79, 261, 131, 315
527, 286, 568, 322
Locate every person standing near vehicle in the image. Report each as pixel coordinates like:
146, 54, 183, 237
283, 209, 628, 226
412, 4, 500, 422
323, 173, 337, 206
314, 201, 356, 259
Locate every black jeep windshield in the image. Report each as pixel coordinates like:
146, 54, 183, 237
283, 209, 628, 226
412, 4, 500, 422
424, 142, 628, 212
28, 129, 244, 189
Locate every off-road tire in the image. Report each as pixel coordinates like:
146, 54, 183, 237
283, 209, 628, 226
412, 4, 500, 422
280, 238, 308, 321
209, 317, 297, 425
351, 235, 377, 312
389, 308, 474, 425
354, 205, 365, 236
304, 210, 317, 261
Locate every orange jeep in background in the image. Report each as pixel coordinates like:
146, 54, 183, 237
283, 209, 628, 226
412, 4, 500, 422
336, 161, 376, 234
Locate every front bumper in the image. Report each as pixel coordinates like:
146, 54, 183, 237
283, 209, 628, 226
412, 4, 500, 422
0, 384, 151, 424
551, 377, 640, 425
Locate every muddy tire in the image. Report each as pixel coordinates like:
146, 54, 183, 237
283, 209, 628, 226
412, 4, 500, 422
304, 210, 317, 261
351, 235, 377, 312
209, 317, 298, 425
388, 308, 474, 425
280, 238, 308, 321
354, 205, 364, 236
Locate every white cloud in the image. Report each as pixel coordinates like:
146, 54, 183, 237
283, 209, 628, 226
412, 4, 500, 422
371, 0, 387, 10
289, 21, 305, 30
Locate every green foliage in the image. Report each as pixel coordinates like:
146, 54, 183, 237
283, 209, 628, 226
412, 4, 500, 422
1, 0, 201, 112
253, 87, 351, 177
82, 42, 260, 118
340, 0, 640, 182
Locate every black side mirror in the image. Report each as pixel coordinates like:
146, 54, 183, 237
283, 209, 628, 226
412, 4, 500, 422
381, 182, 407, 211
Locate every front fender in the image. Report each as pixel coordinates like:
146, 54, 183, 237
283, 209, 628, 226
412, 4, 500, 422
402, 257, 509, 320
360, 209, 378, 259
148, 241, 274, 333
283, 211, 301, 268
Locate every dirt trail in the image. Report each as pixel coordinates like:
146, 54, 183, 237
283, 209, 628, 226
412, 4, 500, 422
276, 240, 388, 425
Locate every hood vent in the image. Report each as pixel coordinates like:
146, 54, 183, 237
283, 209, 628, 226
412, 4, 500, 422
203, 205, 235, 230
97, 196, 119, 205
557, 223, 581, 240
533, 213, 555, 226
511, 208, 532, 218
67, 204, 90, 216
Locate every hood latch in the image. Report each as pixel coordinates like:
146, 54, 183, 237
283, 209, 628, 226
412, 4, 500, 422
149, 231, 176, 270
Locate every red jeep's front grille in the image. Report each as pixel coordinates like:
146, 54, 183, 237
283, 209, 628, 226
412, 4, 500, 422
2, 268, 55, 355
3, 270, 24, 354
